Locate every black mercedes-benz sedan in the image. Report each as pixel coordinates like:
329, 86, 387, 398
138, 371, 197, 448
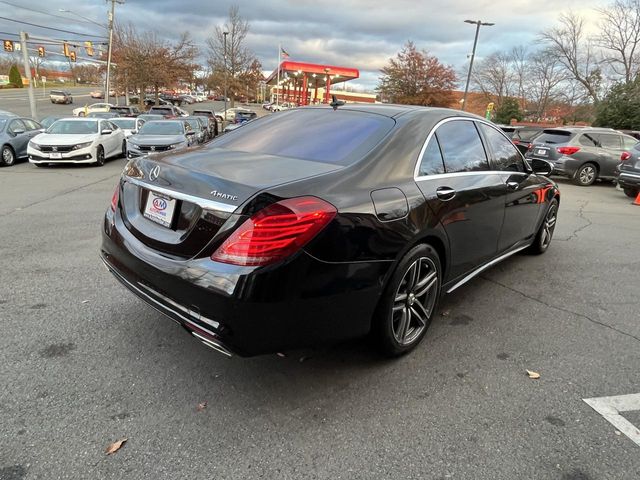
101, 104, 560, 357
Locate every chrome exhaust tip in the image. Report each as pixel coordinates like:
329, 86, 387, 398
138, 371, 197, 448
191, 331, 233, 358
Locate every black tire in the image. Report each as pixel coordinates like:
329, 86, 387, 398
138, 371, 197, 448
1, 145, 16, 166
95, 145, 105, 166
623, 187, 639, 198
120, 140, 127, 158
528, 198, 558, 255
573, 163, 598, 186
374, 244, 442, 357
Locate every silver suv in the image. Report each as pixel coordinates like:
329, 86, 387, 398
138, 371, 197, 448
525, 127, 638, 186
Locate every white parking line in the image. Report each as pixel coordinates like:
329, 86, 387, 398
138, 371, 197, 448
583, 393, 640, 446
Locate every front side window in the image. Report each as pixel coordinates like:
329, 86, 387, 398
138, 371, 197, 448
9, 119, 26, 133
418, 135, 445, 176
597, 133, 622, 149
478, 123, 525, 172
435, 120, 489, 173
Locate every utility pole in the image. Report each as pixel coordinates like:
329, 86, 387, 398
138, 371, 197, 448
461, 19, 494, 112
105, 0, 124, 105
19, 31, 37, 120
223, 31, 228, 124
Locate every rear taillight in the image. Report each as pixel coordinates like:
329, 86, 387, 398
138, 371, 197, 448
621, 151, 632, 162
512, 139, 520, 145
527, 143, 533, 150
557, 146, 580, 155
110, 184, 119, 212
211, 196, 337, 266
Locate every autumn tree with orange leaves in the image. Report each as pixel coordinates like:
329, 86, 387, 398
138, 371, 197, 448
378, 41, 457, 107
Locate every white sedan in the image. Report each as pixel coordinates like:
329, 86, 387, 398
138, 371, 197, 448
72, 103, 113, 117
27, 118, 126, 167
109, 117, 146, 138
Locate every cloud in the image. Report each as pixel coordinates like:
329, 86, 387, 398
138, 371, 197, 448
0, 0, 608, 89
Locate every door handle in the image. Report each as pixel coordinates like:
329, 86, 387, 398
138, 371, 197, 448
506, 181, 519, 190
436, 186, 456, 201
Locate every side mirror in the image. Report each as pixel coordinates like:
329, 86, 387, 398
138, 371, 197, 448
12, 129, 25, 135
101, 129, 113, 135
131, 130, 137, 135
530, 158, 553, 176
186, 131, 195, 136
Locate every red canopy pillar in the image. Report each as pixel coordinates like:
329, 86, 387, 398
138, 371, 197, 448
314, 79, 318, 104
302, 74, 308, 105
325, 76, 331, 103
287, 81, 291, 102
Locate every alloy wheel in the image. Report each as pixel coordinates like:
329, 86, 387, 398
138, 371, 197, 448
392, 257, 439, 346
540, 203, 557, 249
2, 146, 15, 165
579, 165, 596, 185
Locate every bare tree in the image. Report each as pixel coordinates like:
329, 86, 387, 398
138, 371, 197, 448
596, 0, 640, 83
510, 46, 529, 109
471, 51, 514, 107
205, 6, 256, 106
526, 50, 568, 120
539, 13, 603, 102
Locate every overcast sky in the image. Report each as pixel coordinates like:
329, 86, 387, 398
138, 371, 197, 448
1, 0, 609, 90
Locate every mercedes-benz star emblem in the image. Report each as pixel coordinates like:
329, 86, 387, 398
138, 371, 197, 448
149, 165, 160, 181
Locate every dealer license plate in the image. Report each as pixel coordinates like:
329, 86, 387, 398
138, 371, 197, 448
143, 191, 177, 228
49, 152, 62, 159
536, 149, 548, 156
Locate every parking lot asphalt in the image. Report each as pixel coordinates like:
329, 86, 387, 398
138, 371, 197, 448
1, 159, 639, 479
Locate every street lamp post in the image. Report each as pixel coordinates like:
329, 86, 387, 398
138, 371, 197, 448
461, 19, 494, 111
223, 31, 228, 124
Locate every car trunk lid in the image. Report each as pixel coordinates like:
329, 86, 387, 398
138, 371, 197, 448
118, 148, 343, 259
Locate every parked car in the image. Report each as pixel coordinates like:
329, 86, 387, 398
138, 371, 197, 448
101, 105, 559, 358
73, 103, 113, 117
616, 144, 640, 198
87, 112, 121, 119
499, 126, 544, 155
193, 108, 223, 132
191, 110, 219, 138
179, 94, 196, 105
270, 102, 292, 112
0, 115, 44, 166
39, 115, 68, 129
126, 120, 195, 158
224, 119, 254, 133
525, 127, 639, 186
109, 117, 146, 138
28, 118, 126, 167
110, 105, 141, 117
137, 114, 165, 123
193, 92, 207, 102
234, 110, 258, 124
148, 105, 188, 118
221, 108, 253, 122
183, 116, 209, 143
159, 93, 184, 106
90, 90, 104, 99
50, 90, 73, 104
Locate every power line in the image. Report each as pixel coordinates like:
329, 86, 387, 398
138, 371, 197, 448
0, 16, 107, 38
0, 1, 100, 27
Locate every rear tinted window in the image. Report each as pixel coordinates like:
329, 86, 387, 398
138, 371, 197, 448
578, 134, 599, 147
418, 136, 445, 176
435, 120, 489, 173
212, 109, 395, 165
514, 128, 542, 142
535, 130, 573, 144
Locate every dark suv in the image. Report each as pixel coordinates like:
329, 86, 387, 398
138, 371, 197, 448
526, 127, 638, 186
616, 143, 640, 198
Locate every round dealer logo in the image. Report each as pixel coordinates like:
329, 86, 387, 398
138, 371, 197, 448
152, 198, 167, 210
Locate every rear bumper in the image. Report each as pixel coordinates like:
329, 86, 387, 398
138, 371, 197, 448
100, 210, 390, 356
616, 171, 640, 189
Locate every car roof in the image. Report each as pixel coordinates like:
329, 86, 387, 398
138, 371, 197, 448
56, 117, 100, 122
541, 126, 617, 133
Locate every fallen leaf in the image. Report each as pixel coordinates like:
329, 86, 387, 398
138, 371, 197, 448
526, 369, 541, 379
197, 401, 207, 412
81, 300, 90, 304
105, 438, 127, 455
441, 310, 450, 317
276, 352, 286, 358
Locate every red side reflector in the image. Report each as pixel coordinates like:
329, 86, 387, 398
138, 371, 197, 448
621, 151, 631, 162
211, 196, 337, 266
556, 146, 580, 155
110, 184, 119, 212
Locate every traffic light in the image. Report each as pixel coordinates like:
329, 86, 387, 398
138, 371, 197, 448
84, 41, 94, 56
3, 40, 13, 52
69, 51, 76, 62
63, 42, 70, 57
37, 46, 45, 57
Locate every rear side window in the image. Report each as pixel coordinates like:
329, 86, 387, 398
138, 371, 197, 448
578, 134, 599, 147
435, 120, 489, 173
514, 128, 542, 142
535, 130, 573, 144
478, 123, 525, 172
596, 133, 622, 149
213, 109, 395, 165
418, 136, 445, 176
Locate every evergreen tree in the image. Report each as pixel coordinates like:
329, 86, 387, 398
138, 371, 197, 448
494, 97, 523, 124
594, 77, 640, 129
8, 64, 23, 87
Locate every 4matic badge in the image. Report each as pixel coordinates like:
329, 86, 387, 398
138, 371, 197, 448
210, 190, 238, 201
